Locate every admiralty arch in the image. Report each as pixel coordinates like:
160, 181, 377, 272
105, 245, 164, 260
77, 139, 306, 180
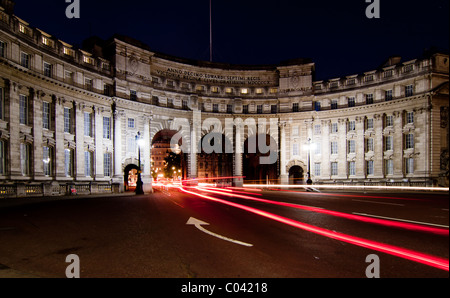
0, 2, 448, 197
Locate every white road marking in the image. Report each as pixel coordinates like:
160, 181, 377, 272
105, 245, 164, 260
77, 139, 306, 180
186, 217, 253, 247
352, 199, 404, 206
353, 212, 449, 228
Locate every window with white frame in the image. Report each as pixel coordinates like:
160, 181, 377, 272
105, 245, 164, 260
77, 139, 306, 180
366, 118, 374, 130
64, 148, 73, 177
348, 120, 356, 132
104, 152, 112, 177
385, 159, 394, 175
366, 160, 374, 175
0, 40, 6, 58
19, 94, 28, 125
0, 140, 5, 175
331, 162, 338, 176
331, 123, 338, 133
315, 141, 321, 155
103, 117, 111, 139
406, 111, 414, 124
292, 143, 299, 156
43, 62, 52, 78
85, 151, 93, 177
128, 118, 135, 129
405, 85, 414, 97
348, 161, 356, 176
314, 124, 321, 135
43, 146, 52, 177
20, 52, 30, 68
384, 136, 393, 151
84, 112, 92, 137
42, 101, 50, 130
64, 107, 72, 133
348, 140, 356, 154
405, 134, 414, 149
405, 158, 414, 174
366, 138, 374, 152
314, 163, 321, 177
331, 141, 338, 155
20, 143, 31, 176
386, 115, 394, 127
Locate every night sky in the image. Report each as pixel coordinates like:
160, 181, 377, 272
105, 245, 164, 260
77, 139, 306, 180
13, 0, 449, 81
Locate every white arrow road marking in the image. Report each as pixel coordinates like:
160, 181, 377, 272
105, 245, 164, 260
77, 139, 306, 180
186, 217, 253, 247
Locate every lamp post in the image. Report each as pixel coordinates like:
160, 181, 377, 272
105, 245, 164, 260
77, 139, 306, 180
305, 138, 316, 185
135, 132, 144, 195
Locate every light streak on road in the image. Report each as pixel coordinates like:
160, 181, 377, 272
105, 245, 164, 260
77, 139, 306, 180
179, 186, 449, 271
244, 184, 449, 192
196, 186, 449, 236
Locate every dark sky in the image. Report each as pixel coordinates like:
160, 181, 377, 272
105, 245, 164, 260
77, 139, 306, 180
13, 0, 449, 80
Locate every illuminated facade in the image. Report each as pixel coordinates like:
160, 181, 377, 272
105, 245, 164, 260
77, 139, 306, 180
0, 1, 448, 197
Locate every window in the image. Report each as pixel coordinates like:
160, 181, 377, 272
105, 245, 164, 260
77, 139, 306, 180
406, 111, 414, 124
255, 88, 263, 95
20, 52, 30, 68
348, 97, 355, 107
269, 88, 278, 94
348, 140, 356, 153
243, 105, 249, 114
83, 55, 94, 65
331, 100, 338, 110
331, 123, 338, 133
42, 101, 50, 129
128, 118, 135, 129
85, 151, 93, 177
385, 159, 394, 175
213, 104, 219, 113
366, 138, 374, 152
348, 121, 356, 132
0, 87, 3, 120
225, 87, 233, 94
314, 163, 321, 177
43, 146, 52, 176
103, 117, 111, 139
403, 64, 414, 73
0, 140, 5, 175
43, 62, 52, 78
386, 115, 394, 127
405, 134, 414, 149
405, 158, 414, 174
405, 85, 414, 97
331, 141, 338, 155
314, 101, 321, 111
366, 160, 374, 175
292, 126, 299, 136
0, 40, 6, 58
385, 90, 393, 101
84, 112, 92, 137
227, 104, 233, 114
366, 118, 374, 130
292, 103, 299, 112
64, 107, 72, 133
349, 161, 356, 176
241, 88, 248, 95
130, 90, 137, 101
127, 137, 136, 154
85, 78, 93, 91
211, 86, 219, 93
64, 149, 73, 177
104, 84, 113, 96
385, 136, 393, 151
20, 143, 31, 176
104, 153, 112, 177
63, 47, 75, 57
271, 105, 278, 114
366, 94, 374, 105
331, 162, 338, 176
19, 95, 28, 125
315, 142, 321, 155
257, 105, 263, 114
292, 143, 299, 156
182, 100, 189, 110
314, 125, 321, 135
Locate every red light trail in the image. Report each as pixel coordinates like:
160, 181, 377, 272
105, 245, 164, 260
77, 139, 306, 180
179, 186, 449, 271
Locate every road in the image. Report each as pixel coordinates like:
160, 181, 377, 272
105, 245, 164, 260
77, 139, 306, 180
0, 184, 448, 278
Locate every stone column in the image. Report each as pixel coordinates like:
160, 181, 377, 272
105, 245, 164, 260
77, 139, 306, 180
7, 81, 21, 178
94, 107, 104, 180
142, 115, 153, 193
54, 97, 66, 179
113, 110, 124, 191
279, 121, 288, 184
233, 121, 243, 187
32, 89, 45, 180
392, 111, 404, 178
75, 102, 85, 180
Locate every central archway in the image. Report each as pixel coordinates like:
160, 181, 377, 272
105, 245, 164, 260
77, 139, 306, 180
289, 165, 304, 184
124, 163, 139, 191
243, 134, 278, 184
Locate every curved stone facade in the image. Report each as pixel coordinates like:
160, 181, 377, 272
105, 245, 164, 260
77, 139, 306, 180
0, 2, 448, 197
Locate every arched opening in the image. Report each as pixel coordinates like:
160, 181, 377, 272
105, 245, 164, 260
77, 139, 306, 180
124, 164, 140, 191
243, 134, 278, 184
197, 133, 233, 185
151, 129, 187, 182
289, 165, 304, 184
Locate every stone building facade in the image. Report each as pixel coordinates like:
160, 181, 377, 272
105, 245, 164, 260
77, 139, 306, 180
0, 1, 448, 197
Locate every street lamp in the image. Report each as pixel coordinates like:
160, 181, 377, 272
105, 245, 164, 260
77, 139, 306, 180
305, 138, 316, 185
135, 131, 144, 194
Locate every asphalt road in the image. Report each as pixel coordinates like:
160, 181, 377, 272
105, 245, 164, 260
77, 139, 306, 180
0, 186, 448, 278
